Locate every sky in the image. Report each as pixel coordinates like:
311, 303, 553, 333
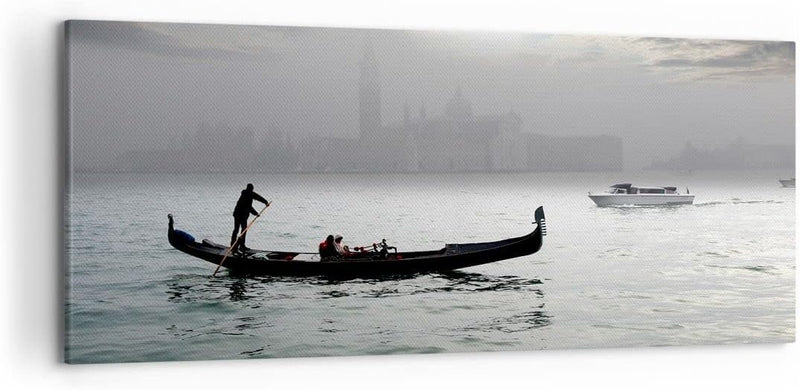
66, 20, 795, 170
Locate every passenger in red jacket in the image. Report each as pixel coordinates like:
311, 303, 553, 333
319, 235, 339, 260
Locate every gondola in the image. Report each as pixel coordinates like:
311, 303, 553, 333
167, 206, 546, 278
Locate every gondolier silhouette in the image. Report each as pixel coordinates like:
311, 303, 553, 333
231, 183, 269, 252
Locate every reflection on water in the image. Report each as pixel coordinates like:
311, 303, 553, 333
166, 271, 545, 302
435, 271, 544, 293
161, 270, 552, 356
229, 279, 249, 301
480, 306, 551, 333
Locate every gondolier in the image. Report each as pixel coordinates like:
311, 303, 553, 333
231, 183, 269, 252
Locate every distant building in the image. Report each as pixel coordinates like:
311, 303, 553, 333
404, 90, 527, 172
298, 42, 621, 173
115, 42, 624, 174
114, 122, 297, 173
297, 137, 362, 172
525, 134, 623, 172
255, 126, 299, 172
113, 149, 185, 173
649, 139, 795, 170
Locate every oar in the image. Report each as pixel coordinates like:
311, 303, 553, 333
213, 202, 270, 277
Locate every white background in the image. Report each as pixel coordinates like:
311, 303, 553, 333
1, 1, 797, 389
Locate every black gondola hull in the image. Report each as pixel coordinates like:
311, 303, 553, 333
168, 207, 545, 278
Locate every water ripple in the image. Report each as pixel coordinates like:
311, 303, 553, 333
461, 305, 551, 334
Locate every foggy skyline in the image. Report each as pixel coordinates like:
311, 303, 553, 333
66, 21, 795, 171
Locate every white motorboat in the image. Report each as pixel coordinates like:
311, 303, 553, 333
779, 178, 795, 188
588, 183, 695, 207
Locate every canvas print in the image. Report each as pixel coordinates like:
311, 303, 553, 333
64, 20, 795, 364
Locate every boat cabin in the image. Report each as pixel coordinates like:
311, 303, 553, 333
607, 184, 678, 195
609, 183, 635, 194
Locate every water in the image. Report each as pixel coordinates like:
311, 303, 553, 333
65, 171, 795, 363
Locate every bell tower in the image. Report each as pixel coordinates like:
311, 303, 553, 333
359, 40, 381, 139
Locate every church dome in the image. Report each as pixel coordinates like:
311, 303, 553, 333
445, 87, 472, 119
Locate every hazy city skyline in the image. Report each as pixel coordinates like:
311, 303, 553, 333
67, 21, 795, 171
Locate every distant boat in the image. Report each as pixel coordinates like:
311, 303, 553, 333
589, 183, 695, 207
779, 178, 795, 188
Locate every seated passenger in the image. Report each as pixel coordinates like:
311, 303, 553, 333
319, 235, 339, 260
333, 234, 351, 256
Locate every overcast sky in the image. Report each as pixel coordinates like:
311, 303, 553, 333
67, 20, 795, 170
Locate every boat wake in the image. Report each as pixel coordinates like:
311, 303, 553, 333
694, 200, 785, 207
704, 264, 780, 275
600, 204, 685, 209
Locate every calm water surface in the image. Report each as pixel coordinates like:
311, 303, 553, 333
65, 171, 795, 363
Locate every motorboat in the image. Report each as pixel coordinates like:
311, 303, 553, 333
588, 183, 694, 207
779, 178, 795, 188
